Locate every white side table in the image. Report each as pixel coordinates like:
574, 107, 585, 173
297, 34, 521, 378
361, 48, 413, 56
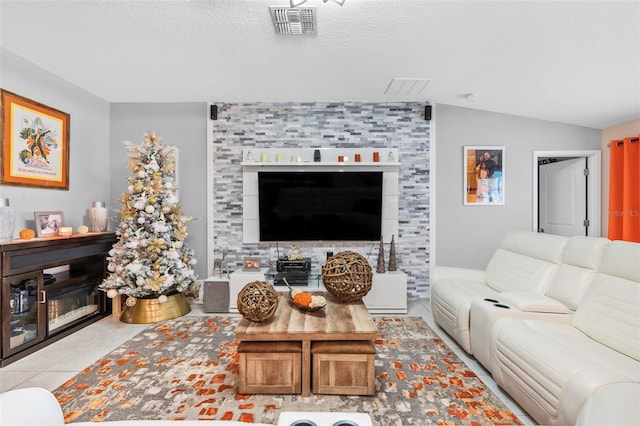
362, 270, 407, 314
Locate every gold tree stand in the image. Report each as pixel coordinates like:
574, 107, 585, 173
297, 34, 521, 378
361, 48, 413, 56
120, 292, 191, 324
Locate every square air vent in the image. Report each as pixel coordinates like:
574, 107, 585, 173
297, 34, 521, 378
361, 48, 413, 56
385, 78, 432, 96
270, 6, 316, 35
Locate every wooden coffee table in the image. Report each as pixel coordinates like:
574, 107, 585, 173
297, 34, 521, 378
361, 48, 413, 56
235, 291, 378, 396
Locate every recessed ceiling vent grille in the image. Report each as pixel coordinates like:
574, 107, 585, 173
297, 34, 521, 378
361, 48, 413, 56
385, 78, 432, 96
270, 6, 316, 35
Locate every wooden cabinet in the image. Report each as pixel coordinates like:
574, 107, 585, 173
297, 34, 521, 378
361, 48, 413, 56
1, 232, 116, 366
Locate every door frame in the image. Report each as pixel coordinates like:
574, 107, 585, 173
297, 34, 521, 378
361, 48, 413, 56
532, 150, 601, 237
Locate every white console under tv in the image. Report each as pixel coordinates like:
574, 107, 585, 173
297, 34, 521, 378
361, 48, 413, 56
228, 268, 407, 314
242, 148, 399, 244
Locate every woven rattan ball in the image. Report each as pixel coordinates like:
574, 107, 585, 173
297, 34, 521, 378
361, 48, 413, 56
237, 281, 278, 322
321, 251, 373, 302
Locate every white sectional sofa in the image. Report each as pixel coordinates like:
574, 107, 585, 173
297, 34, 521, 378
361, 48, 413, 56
430, 231, 640, 426
430, 230, 571, 353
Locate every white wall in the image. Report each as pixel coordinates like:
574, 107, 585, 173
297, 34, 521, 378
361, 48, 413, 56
109, 103, 208, 280
0, 49, 110, 233
434, 105, 601, 269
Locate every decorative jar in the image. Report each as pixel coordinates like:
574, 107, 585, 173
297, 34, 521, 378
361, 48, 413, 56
88, 201, 108, 232
0, 198, 16, 243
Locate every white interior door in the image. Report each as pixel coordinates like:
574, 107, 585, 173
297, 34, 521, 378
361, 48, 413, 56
539, 157, 587, 236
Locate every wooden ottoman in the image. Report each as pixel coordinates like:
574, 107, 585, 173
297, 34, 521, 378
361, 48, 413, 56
311, 340, 376, 395
237, 341, 302, 394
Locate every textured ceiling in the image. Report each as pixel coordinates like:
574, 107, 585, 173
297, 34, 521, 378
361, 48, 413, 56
1, 0, 639, 129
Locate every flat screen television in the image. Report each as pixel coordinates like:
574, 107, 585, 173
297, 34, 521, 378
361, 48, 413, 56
258, 171, 383, 241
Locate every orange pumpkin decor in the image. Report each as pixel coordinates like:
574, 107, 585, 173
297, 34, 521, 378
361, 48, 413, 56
293, 292, 312, 307
19, 229, 35, 240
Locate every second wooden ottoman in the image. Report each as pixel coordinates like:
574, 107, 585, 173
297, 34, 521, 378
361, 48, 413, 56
311, 340, 376, 395
237, 341, 302, 394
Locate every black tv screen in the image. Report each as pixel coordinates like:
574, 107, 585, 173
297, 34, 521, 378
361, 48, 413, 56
258, 171, 383, 241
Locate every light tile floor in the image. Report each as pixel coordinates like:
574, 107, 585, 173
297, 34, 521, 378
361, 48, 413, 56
0, 298, 536, 425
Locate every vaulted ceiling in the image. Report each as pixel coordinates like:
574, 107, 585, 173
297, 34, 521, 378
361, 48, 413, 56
1, 0, 638, 129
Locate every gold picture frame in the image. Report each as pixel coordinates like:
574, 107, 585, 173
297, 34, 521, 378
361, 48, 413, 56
34, 211, 65, 237
243, 257, 261, 272
0, 90, 70, 190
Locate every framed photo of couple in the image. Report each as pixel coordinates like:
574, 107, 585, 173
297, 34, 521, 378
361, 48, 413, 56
464, 146, 505, 205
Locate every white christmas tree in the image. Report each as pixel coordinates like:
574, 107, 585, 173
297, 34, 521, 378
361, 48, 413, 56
100, 132, 198, 307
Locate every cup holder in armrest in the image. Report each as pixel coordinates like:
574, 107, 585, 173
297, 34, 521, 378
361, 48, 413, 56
493, 303, 510, 309
483, 298, 500, 303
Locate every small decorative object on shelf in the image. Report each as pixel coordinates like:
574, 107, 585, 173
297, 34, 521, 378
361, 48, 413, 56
0, 198, 16, 242
322, 251, 373, 302
288, 245, 303, 260
237, 280, 278, 322
388, 234, 397, 271
376, 236, 386, 273
18, 228, 35, 240
77, 225, 89, 234
314, 149, 321, 162
58, 226, 73, 237
88, 201, 108, 232
213, 251, 227, 277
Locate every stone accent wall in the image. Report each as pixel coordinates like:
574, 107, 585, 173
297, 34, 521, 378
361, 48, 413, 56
212, 102, 430, 297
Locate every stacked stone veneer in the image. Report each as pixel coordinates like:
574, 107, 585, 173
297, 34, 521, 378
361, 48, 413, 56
212, 102, 430, 297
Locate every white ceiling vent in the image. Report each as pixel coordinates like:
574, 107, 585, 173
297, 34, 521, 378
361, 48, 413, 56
270, 7, 316, 35
385, 78, 432, 96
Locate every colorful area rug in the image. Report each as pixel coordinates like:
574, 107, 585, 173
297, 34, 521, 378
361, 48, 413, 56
53, 316, 522, 425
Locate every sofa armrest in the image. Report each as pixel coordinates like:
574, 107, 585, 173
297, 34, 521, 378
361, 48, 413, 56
430, 266, 485, 284
575, 383, 640, 426
0, 387, 65, 426
498, 291, 571, 314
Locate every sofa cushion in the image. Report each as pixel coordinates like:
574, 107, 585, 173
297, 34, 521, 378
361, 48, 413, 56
573, 240, 640, 362
546, 236, 610, 310
485, 250, 559, 293
485, 231, 567, 293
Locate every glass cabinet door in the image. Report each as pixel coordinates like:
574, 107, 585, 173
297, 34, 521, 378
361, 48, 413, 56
2, 272, 46, 358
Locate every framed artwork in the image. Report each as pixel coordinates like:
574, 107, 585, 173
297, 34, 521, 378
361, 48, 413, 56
34, 211, 65, 237
243, 257, 261, 272
0, 90, 70, 190
464, 146, 505, 205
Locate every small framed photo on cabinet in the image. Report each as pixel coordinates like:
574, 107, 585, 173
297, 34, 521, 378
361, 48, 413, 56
243, 257, 261, 272
34, 211, 64, 237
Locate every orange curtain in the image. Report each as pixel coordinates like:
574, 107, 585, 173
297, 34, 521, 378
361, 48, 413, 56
608, 136, 640, 242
